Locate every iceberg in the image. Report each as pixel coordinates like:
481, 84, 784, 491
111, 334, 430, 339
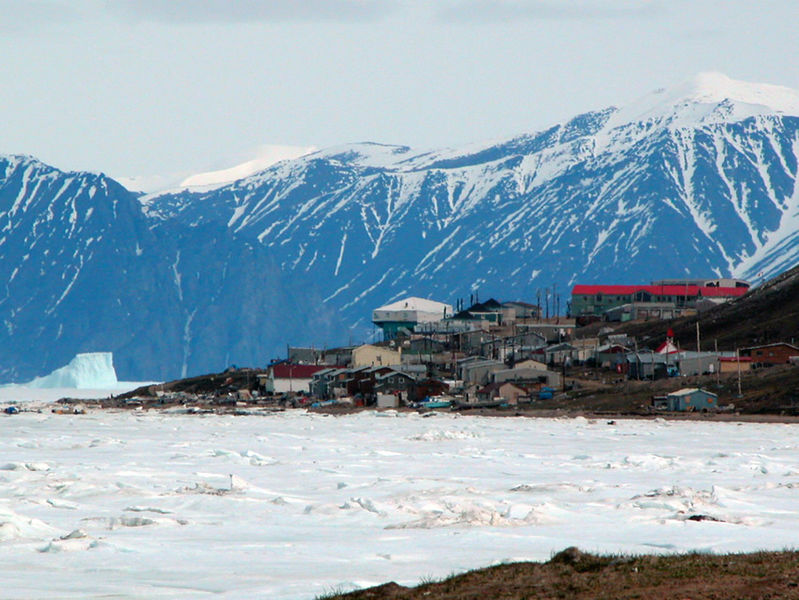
26, 353, 118, 389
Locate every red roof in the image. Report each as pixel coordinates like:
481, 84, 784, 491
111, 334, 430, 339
571, 284, 747, 298
272, 364, 330, 378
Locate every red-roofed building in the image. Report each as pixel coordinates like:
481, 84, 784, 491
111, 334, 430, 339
570, 283, 748, 319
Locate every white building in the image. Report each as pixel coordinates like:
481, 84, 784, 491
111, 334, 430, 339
372, 296, 453, 340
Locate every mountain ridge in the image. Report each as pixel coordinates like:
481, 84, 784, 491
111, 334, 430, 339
2, 73, 798, 381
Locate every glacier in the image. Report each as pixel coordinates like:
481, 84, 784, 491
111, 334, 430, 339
1, 73, 799, 381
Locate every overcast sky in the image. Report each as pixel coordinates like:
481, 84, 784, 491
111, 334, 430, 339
1, 0, 797, 182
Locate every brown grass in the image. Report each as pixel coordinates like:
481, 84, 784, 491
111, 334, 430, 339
319, 548, 799, 599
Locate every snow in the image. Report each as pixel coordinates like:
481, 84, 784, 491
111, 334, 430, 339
606, 72, 799, 131
1, 410, 798, 599
179, 145, 316, 189
119, 145, 316, 195
14, 352, 118, 389
374, 296, 453, 314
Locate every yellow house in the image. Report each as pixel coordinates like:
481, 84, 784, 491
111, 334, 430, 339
352, 344, 402, 367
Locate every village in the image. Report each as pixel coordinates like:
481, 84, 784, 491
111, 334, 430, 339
108, 274, 799, 416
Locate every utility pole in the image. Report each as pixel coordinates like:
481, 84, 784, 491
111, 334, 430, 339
635, 339, 641, 381
736, 347, 743, 397
545, 288, 550, 320
553, 283, 557, 321
696, 320, 701, 352
537, 289, 542, 323
714, 339, 720, 386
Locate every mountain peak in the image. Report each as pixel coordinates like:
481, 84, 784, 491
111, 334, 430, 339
604, 73, 799, 133
677, 72, 799, 112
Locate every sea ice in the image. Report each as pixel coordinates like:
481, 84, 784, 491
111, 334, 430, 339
1, 409, 798, 599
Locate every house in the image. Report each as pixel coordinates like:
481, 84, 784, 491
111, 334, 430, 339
410, 377, 450, 403
595, 343, 629, 368
310, 367, 345, 399
675, 352, 721, 376
372, 296, 453, 340
517, 322, 575, 343
540, 342, 577, 366
626, 352, 676, 380
449, 298, 508, 324
663, 388, 719, 411
261, 364, 330, 394
603, 302, 696, 322
476, 381, 527, 405
502, 301, 541, 321
457, 358, 506, 385
513, 358, 548, 371
492, 367, 561, 388
373, 371, 416, 400
740, 343, 799, 366
352, 344, 402, 368
719, 356, 753, 373
319, 366, 358, 398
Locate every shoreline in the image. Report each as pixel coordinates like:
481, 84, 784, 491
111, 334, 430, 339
36, 396, 799, 425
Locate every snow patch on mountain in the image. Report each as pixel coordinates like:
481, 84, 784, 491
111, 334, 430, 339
607, 72, 799, 130
180, 144, 317, 189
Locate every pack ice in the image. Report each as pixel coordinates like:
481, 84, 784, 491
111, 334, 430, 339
2, 410, 799, 598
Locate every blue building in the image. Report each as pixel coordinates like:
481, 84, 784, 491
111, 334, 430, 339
665, 388, 718, 411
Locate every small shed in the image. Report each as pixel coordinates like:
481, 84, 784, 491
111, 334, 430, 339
476, 381, 526, 406
665, 388, 718, 412
719, 356, 753, 373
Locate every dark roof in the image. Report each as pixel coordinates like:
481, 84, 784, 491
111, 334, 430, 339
451, 309, 478, 320
467, 298, 503, 312
503, 301, 539, 309
272, 364, 330, 378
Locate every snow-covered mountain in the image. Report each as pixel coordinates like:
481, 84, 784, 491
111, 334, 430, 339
2, 73, 799, 381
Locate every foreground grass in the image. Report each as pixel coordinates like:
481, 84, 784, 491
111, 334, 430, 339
318, 547, 799, 599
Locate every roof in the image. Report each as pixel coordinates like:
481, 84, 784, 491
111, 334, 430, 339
466, 298, 503, 312
596, 344, 629, 353
655, 340, 680, 354
667, 387, 718, 398
741, 342, 799, 352
478, 381, 525, 394
571, 284, 748, 298
376, 371, 415, 381
503, 301, 539, 309
546, 343, 575, 352
374, 296, 453, 313
719, 356, 753, 362
311, 367, 339, 377
272, 364, 330, 378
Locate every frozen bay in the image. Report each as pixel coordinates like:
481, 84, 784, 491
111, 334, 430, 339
1, 409, 798, 598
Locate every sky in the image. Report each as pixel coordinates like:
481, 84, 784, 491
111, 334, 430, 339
1, 0, 798, 185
